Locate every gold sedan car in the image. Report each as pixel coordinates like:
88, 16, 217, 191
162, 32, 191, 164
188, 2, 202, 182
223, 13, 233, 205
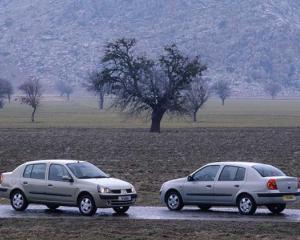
0, 160, 137, 216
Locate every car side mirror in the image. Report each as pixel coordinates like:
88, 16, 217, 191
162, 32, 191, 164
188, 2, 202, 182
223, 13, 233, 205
62, 175, 74, 182
187, 175, 194, 182
106, 174, 111, 178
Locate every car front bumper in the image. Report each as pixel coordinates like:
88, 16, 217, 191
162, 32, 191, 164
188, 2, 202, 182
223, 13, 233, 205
94, 193, 138, 208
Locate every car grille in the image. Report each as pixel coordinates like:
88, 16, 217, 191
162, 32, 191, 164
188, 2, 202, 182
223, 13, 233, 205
111, 189, 132, 194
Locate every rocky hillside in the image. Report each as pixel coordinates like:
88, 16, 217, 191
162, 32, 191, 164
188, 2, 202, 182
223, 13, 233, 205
0, 0, 300, 94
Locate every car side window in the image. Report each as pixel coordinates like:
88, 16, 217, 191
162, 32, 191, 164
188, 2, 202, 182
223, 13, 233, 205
219, 166, 246, 181
23, 164, 33, 178
235, 167, 246, 181
193, 165, 220, 181
30, 164, 47, 180
49, 164, 71, 182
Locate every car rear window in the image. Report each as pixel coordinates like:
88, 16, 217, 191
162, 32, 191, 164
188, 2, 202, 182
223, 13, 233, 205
253, 164, 285, 177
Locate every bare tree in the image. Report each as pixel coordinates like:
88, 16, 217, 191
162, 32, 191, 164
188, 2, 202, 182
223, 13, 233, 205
214, 80, 231, 105
264, 82, 282, 99
55, 80, 73, 100
0, 78, 13, 103
19, 77, 43, 122
185, 77, 210, 122
101, 38, 207, 132
85, 71, 108, 110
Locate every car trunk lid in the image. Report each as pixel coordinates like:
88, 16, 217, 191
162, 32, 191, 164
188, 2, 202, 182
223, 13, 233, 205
266, 176, 298, 193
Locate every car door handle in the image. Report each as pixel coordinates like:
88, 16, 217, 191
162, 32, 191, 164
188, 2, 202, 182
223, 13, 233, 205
23, 181, 28, 185
48, 184, 53, 187
205, 185, 212, 188
234, 185, 240, 188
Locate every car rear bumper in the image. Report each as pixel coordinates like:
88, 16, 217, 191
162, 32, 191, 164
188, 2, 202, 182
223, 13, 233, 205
95, 193, 138, 208
255, 192, 300, 205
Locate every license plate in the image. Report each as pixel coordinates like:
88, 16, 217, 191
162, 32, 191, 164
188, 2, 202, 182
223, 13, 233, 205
118, 196, 131, 201
283, 195, 296, 201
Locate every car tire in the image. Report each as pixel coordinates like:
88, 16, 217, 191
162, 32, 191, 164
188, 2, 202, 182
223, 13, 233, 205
78, 194, 97, 216
237, 194, 257, 215
46, 204, 60, 210
10, 190, 28, 211
267, 204, 286, 214
198, 204, 211, 211
165, 190, 184, 211
113, 206, 130, 214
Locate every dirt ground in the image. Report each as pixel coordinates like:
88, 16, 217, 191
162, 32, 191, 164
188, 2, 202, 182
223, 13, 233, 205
0, 127, 299, 207
0, 218, 299, 240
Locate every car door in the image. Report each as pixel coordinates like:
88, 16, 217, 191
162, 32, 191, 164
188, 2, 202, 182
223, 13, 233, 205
46, 164, 77, 204
183, 165, 220, 204
214, 165, 246, 204
22, 163, 48, 201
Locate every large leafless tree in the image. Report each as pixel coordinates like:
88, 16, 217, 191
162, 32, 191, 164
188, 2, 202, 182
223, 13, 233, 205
101, 38, 207, 132
184, 77, 210, 122
19, 77, 43, 122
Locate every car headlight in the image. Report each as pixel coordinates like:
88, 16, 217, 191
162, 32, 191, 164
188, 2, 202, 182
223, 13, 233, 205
131, 186, 136, 193
97, 185, 111, 194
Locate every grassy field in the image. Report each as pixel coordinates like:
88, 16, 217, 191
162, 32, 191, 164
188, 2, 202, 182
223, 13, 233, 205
0, 97, 299, 128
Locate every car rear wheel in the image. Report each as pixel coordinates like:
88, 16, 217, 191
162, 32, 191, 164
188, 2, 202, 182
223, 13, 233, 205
10, 190, 28, 211
198, 204, 211, 211
237, 194, 257, 215
78, 194, 97, 216
166, 191, 184, 211
46, 204, 60, 210
267, 204, 286, 214
113, 206, 130, 214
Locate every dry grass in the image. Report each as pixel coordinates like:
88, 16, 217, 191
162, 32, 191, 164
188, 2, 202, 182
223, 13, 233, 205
0, 97, 299, 128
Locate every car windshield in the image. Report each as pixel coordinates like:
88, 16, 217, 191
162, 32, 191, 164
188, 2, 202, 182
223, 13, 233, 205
253, 164, 285, 177
67, 162, 108, 179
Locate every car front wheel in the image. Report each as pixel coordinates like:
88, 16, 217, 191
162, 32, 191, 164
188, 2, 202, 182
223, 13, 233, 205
237, 194, 257, 215
166, 191, 184, 211
267, 204, 286, 214
78, 194, 97, 216
10, 190, 28, 211
113, 206, 129, 214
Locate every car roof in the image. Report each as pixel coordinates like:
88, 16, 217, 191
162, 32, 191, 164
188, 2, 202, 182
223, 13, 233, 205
206, 161, 265, 167
24, 159, 85, 165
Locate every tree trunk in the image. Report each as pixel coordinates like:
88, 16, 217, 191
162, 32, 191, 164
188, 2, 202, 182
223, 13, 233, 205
222, 98, 225, 106
67, 94, 70, 101
193, 111, 197, 122
150, 108, 165, 133
8, 94, 11, 103
99, 91, 104, 110
31, 107, 36, 122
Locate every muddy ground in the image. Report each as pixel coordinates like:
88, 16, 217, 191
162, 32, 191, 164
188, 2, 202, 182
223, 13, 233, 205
0, 127, 299, 207
0, 218, 299, 240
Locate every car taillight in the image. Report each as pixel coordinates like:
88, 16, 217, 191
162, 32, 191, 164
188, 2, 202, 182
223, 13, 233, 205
0, 174, 3, 184
267, 179, 278, 190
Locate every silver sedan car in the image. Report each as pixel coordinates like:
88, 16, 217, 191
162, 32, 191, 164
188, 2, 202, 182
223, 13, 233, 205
0, 160, 137, 216
160, 162, 300, 215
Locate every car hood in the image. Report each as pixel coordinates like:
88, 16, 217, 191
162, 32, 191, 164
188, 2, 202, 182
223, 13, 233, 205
80, 177, 132, 189
164, 177, 187, 186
